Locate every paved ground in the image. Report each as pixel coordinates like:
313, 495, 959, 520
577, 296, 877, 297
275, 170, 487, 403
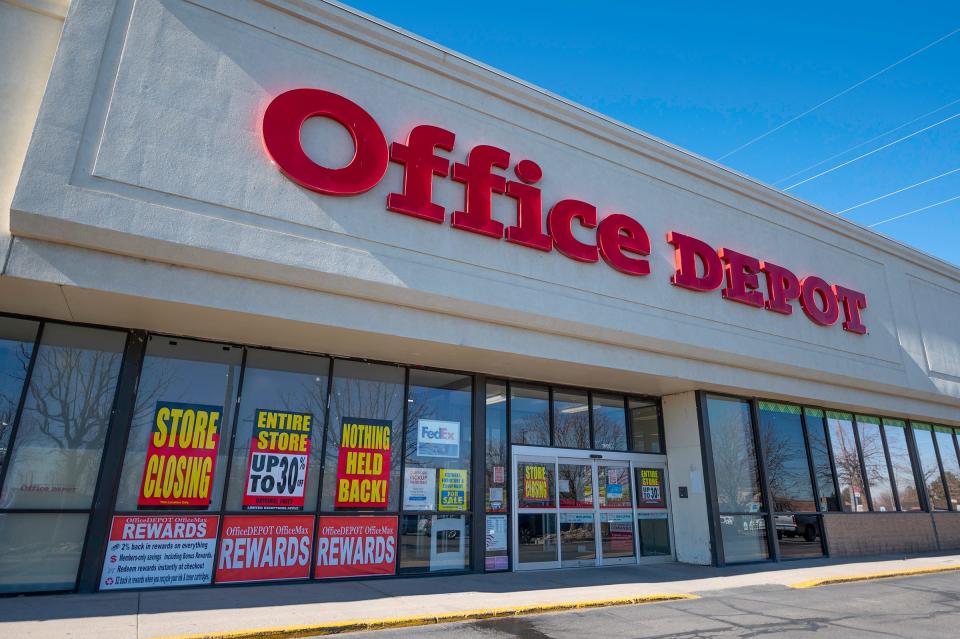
1, 553, 959, 638
353, 572, 960, 638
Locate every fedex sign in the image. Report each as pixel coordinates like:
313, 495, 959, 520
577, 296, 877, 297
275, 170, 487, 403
417, 420, 460, 459
261, 88, 868, 335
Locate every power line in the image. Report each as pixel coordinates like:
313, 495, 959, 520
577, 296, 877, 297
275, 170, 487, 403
772, 97, 960, 186
783, 112, 960, 191
837, 168, 960, 214
717, 27, 960, 160
869, 194, 960, 227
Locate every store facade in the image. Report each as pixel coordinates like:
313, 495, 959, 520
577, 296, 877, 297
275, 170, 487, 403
0, 0, 958, 595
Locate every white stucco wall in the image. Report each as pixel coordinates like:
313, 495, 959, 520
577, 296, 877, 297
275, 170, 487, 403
4, 0, 960, 425
0, 0, 66, 268
663, 392, 712, 564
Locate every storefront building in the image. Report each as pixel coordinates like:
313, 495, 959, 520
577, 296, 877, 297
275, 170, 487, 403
1, 0, 959, 594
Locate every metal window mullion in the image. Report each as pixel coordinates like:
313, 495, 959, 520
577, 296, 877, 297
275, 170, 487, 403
470, 374, 484, 572
879, 421, 902, 512
0, 321, 44, 499
695, 392, 724, 567
749, 399, 779, 562
310, 356, 336, 580
587, 391, 595, 450
394, 366, 411, 575
548, 386, 555, 447
851, 416, 873, 512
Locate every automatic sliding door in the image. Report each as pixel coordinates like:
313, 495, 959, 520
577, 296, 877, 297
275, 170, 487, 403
598, 462, 636, 564
558, 460, 596, 567
514, 457, 558, 569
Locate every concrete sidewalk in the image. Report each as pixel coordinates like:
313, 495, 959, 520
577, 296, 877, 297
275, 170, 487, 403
3, 553, 960, 639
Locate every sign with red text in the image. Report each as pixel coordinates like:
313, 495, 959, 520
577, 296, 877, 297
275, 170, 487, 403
215, 515, 313, 583
139, 402, 222, 508
334, 417, 391, 509
100, 515, 218, 590
243, 410, 313, 510
314, 516, 398, 579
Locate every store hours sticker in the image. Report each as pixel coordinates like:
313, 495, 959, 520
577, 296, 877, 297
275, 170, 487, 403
243, 410, 313, 510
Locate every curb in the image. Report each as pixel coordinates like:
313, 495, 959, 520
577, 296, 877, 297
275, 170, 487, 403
789, 564, 960, 589
150, 593, 698, 639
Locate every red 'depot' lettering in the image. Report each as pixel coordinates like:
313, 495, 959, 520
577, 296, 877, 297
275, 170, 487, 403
261, 87, 867, 335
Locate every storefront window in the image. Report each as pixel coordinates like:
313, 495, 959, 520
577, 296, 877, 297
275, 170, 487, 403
0, 512, 89, 593
598, 464, 632, 509
592, 393, 627, 451
912, 423, 948, 511
635, 468, 667, 508
399, 514, 470, 573
484, 380, 508, 571
321, 360, 404, 512
757, 402, 816, 512
629, 399, 661, 453
883, 419, 921, 511
856, 416, 895, 512
559, 463, 593, 508
638, 514, 670, 556
804, 409, 839, 511
719, 514, 769, 563
1, 325, 125, 509
517, 513, 557, 564
0, 317, 38, 477
933, 426, 960, 511
510, 383, 549, 446
552, 388, 589, 449
826, 412, 866, 512
517, 460, 555, 508
706, 395, 762, 514
115, 337, 241, 511
224, 349, 329, 512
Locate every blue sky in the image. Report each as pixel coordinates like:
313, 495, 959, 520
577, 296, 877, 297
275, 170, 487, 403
344, 1, 960, 267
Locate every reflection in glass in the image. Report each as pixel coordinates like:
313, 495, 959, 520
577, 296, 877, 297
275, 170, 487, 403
598, 464, 632, 509
0, 513, 89, 593
510, 383, 550, 446
399, 514, 469, 573
559, 463, 593, 508
1, 325, 125, 509
629, 399, 661, 453
517, 513, 557, 564
883, 419, 921, 511
857, 416, 895, 512
322, 360, 404, 511
115, 337, 241, 511
224, 349, 329, 511
552, 389, 589, 449
517, 461, 555, 508
638, 515, 671, 556
592, 393, 627, 451
757, 402, 815, 512
485, 381, 508, 515
706, 395, 762, 513
827, 412, 866, 512
934, 426, 960, 511
0, 317, 38, 478
775, 514, 824, 559
913, 423, 948, 511
804, 409, 839, 511
720, 514, 769, 563
560, 513, 596, 564
600, 513, 635, 559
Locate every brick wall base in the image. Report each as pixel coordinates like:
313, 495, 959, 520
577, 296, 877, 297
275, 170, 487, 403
823, 513, 939, 557
933, 512, 960, 549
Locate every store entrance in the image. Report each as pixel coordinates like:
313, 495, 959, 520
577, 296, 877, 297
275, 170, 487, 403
512, 447, 673, 570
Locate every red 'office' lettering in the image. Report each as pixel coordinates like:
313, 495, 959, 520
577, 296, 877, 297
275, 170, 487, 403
597, 215, 650, 276
667, 232, 723, 291
261, 88, 388, 195
760, 261, 801, 315
719, 248, 764, 308
387, 125, 455, 223
451, 145, 510, 238
505, 160, 551, 251
548, 200, 598, 263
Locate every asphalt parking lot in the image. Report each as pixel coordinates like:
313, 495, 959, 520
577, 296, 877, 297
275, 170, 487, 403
346, 571, 960, 638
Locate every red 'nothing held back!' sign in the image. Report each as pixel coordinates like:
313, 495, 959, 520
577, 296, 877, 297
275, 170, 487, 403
335, 417, 391, 509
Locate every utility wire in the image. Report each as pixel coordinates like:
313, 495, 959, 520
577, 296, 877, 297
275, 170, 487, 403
783, 112, 960, 191
717, 27, 960, 160
837, 168, 960, 214
869, 194, 960, 227
772, 97, 960, 186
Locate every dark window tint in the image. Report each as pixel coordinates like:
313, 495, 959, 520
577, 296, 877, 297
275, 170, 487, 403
775, 514, 824, 559
826, 412, 866, 512
1, 325, 125, 509
510, 383, 549, 446
857, 416, 895, 512
757, 402, 815, 512
0, 317, 38, 478
706, 395, 762, 513
592, 394, 627, 451
629, 399, 661, 453
719, 515, 769, 563
517, 513, 557, 564
913, 423, 948, 511
804, 409, 839, 511
552, 389, 589, 449
883, 419, 921, 511
638, 515, 670, 556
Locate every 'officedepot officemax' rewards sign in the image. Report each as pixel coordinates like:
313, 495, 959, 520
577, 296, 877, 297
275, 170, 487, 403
243, 410, 313, 510
335, 417, 391, 508
139, 402, 222, 508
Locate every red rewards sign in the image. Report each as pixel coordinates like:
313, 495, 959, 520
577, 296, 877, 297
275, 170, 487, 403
315, 516, 397, 579
216, 515, 314, 583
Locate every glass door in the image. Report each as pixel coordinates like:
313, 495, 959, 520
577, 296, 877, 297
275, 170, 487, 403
558, 460, 596, 567
597, 461, 637, 565
634, 463, 673, 562
514, 456, 559, 569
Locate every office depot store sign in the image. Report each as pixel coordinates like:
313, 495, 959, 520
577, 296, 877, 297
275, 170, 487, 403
262, 89, 868, 334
